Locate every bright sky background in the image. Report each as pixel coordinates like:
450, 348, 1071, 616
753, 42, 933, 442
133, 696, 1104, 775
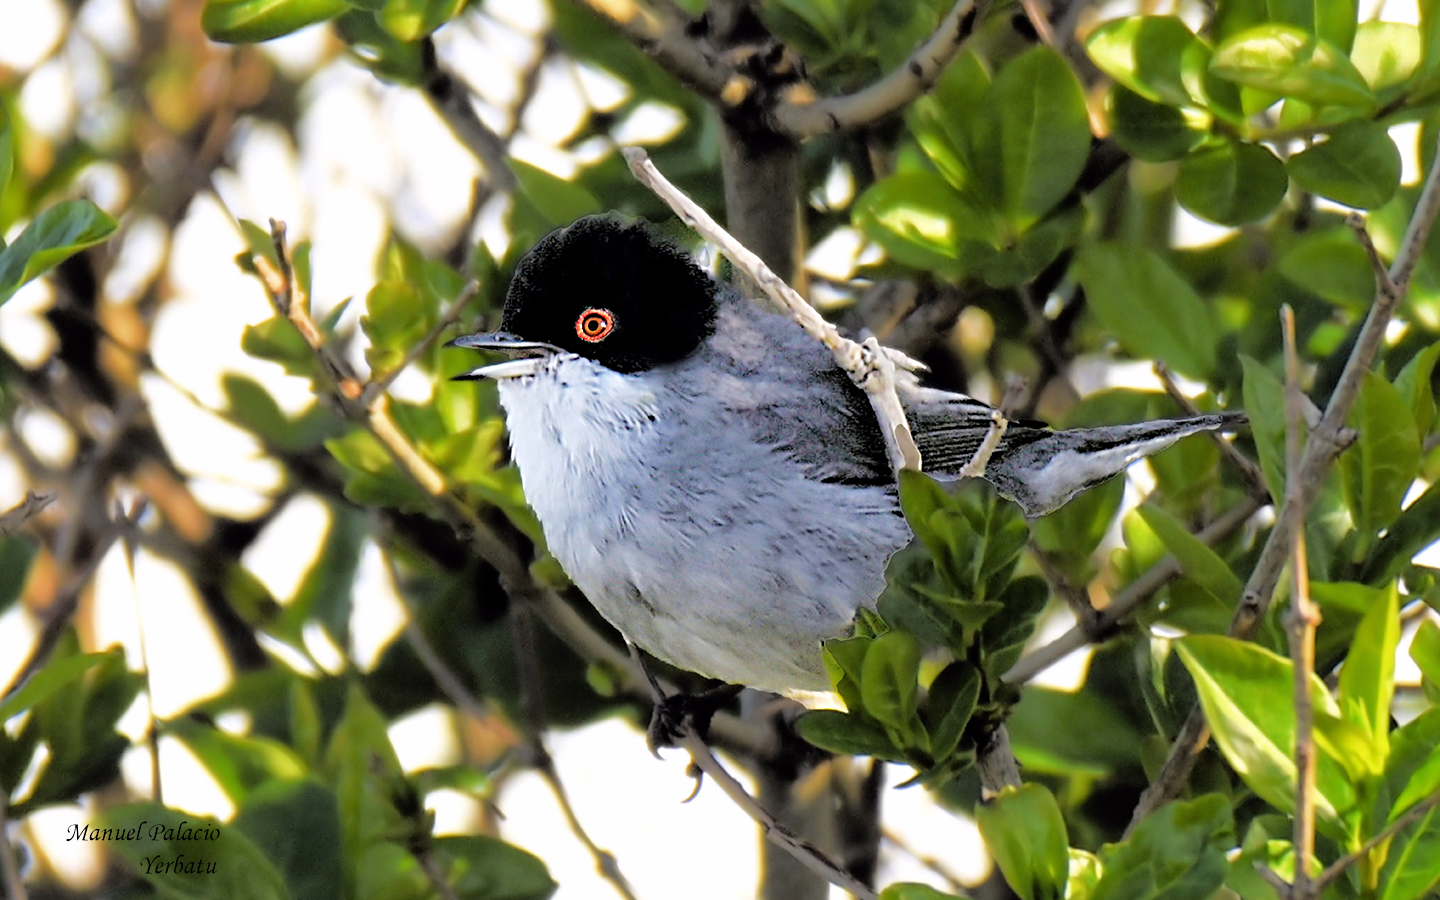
0, 0, 1436, 897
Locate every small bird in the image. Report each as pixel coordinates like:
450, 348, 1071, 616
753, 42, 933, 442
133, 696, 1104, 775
452, 216, 1243, 693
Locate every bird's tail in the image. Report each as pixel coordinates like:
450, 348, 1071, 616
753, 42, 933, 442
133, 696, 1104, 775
981, 412, 1246, 517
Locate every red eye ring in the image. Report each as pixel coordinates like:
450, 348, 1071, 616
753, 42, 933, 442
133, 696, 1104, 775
575, 307, 616, 342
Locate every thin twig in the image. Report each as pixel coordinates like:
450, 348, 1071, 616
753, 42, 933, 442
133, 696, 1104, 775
880, 827, 970, 895
1256, 863, 1292, 896
1282, 306, 1319, 899
1345, 213, 1397, 297
1028, 541, 1102, 633
1153, 361, 1269, 500
569, 0, 729, 100
0, 491, 54, 537
119, 496, 164, 804
1313, 788, 1440, 892
1129, 127, 1440, 829
1004, 494, 1263, 684
622, 146, 924, 472
771, 0, 990, 137
364, 280, 480, 403
628, 645, 879, 900
0, 800, 28, 900
511, 600, 638, 900
422, 42, 518, 194
1, 505, 144, 701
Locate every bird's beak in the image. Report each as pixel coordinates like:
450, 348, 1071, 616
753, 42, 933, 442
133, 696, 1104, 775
448, 332, 559, 380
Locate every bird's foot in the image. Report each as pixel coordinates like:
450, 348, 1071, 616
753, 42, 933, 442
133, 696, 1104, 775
646, 682, 744, 755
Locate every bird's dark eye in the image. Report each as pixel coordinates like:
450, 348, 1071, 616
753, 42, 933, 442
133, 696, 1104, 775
575, 307, 616, 342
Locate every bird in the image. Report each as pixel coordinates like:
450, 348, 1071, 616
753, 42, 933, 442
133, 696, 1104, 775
451, 215, 1244, 694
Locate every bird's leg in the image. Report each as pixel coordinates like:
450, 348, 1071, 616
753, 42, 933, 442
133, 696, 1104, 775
958, 408, 1009, 478
627, 641, 743, 754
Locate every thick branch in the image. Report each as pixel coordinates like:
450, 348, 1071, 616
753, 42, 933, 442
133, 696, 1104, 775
569, 0, 730, 99
770, 0, 988, 137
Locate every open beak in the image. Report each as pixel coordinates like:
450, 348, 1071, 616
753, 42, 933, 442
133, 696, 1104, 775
448, 332, 560, 380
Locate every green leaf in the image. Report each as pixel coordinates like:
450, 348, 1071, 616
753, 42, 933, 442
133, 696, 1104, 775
1136, 504, 1243, 604
0, 649, 119, 722
325, 682, 409, 863
1175, 635, 1355, 836
0, 536, 37, 617
1086, 16, 1209, 106
1073, 242, 1217, 380
794, 709, 905, 760
0, 102, 13, 211
972, 46, 1090, 229
1395, 342, 1440, 437
233, 779, 343, 900
1175, 140, 1288, 225
860, 629, 924, 747
242, 316, 314, 377
1288, 120, 1401, 209
923, 662, 980, 763
1106, 87, 1208, 163
1276, 226, 1377, 312
378, 0, 466, 40
853, 172, 970, 277
1336, 581, 1398, 767
976, 783, 1070, 900
201, 0, 351, 43
1210, 24, 1376, 109
1341, 371, 1422, 556
435, 835, 557, 900
0, 200, 118, 306
1380, 803, 1440, 900
908, 50, 992, 194
103, 802, 292, 900
510, 160, 602, 229
1390, 739, 1440, 823
1411, 618, 1440, 690
1240, 355, 1287, 502
1351, 22, 1422, 91
1091, 795, 1233, 900
880, 884, 965, 900
168, 718, 309, 805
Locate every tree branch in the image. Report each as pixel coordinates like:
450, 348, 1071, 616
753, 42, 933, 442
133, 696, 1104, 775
568, 0, 730, 100
1129, 128, 1440, 829
0, 491, 55, 537
770, 0, 990, 137
1281, 305, 1320, 899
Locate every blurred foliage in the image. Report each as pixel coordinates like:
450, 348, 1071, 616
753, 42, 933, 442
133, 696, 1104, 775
1, 0, 1440, 897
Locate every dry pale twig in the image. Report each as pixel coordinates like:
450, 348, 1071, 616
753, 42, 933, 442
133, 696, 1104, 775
1281, 305, 1320, 899
1130, 129, 1440, 828
622, 146, 929, 473
0, 491, 54, 537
